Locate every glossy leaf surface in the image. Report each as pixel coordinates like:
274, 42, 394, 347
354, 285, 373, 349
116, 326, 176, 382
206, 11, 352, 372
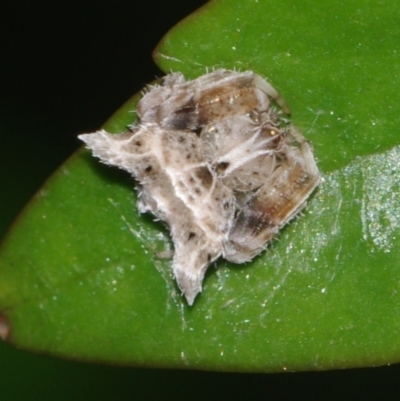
1, 0, 400, 372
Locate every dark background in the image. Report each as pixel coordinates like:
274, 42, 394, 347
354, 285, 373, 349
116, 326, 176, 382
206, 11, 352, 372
1, 1, 400, 400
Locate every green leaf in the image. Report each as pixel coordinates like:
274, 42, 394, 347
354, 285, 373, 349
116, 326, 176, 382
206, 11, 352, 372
1, 0, 400, 372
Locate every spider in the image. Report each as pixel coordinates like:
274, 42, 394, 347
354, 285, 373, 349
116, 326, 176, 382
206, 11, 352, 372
79, 69, 320, 305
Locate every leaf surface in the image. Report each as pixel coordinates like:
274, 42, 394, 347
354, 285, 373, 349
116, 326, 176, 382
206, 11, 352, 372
1, 0, 400, 372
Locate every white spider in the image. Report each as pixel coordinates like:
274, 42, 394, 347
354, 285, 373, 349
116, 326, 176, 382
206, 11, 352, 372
79, 69, 320, 305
